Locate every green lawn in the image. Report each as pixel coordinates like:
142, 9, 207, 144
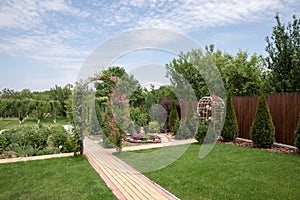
0, 156, 116, 200
118, 143, 300, 200
0, 117, 69, 130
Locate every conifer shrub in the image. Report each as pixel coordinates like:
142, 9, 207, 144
250, 94, 275, 148
168, 100, 179, 134
195, 122, 208, 144
221, 94, 238, 142
175, 120, 192, 139
294, 114, 300, 153
173, 118, 180, 135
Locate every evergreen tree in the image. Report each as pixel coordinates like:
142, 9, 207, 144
168, 100, 179, 134
250, 94, 275, 148
221, 94, 238, 141
294, 114, 300, 153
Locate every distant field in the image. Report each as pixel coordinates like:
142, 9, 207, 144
0, 117, 69, 130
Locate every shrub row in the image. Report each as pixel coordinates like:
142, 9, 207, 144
0, 125, 80, 157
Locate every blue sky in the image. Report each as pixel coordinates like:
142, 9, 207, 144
0, 0, 299, 91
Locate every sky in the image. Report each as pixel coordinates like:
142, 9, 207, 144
0, 0, 300, 91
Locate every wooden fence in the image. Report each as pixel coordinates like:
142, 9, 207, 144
232, 93, 300, 146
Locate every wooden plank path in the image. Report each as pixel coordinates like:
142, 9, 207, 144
84, 137, 180, 200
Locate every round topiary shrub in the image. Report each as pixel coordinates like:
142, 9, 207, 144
148, 121, 160, 133
250, 94, 275, 148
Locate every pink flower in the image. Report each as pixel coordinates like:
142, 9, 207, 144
111, 117, 115, 123
110, 76, 118, 82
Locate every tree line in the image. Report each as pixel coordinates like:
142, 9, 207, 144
0, 85, 72, 123
167, 14, 300, 98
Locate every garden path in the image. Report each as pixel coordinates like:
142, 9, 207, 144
84, 137, 180, 200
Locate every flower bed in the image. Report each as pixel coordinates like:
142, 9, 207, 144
124, 133, 161, 143
218, 137, 298, 154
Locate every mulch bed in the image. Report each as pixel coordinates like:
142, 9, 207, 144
218, 138, 299, 155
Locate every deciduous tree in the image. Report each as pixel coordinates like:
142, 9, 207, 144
265, 14, 300, 92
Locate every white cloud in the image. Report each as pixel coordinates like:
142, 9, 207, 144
0, 0, 299, 90
0, 0, 89, 30
133, 0, 293, 31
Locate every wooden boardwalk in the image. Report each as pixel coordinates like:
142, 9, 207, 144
84, 137, 179, 200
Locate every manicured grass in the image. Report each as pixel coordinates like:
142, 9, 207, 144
119, 143, 300, 200
0, 156, 116, 200
0, 117, 69, 130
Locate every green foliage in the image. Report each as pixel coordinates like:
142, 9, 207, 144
49, 85, 72, 116
1, 125, 76, 156
166, 48, 264, 98
102, 135, 117, 148
145, 92, 155, 113
130, 107, 148, 127
195, 122, 208, 144
250, 94, 275, 148
0, 85, 71, 118
148, 121, 160, 133
294, 114, 300, 153
13, 144, 39, 157
168, 100, 179, 133
265, 14, 300, 93
166, 49, 209, 99
185, 100, 199, 136
157, 86, 176, 102
210, 50, 264, 96
49, 126, 82, 155
95, 66, 126, 98
173, 118, 180, 135
0, 134, 8, 153
175, 120, 192, 139
221, 94, 238, 141
149, 104, 168, 129
64, 134, 81, 155
49, 125, 69, 149
3, 126, 49, 151
50, 100, 61, 123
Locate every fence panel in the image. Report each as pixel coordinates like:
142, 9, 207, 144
232, 96, 258, 140
232, 93, 300, 146
267, 93, 300, 145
